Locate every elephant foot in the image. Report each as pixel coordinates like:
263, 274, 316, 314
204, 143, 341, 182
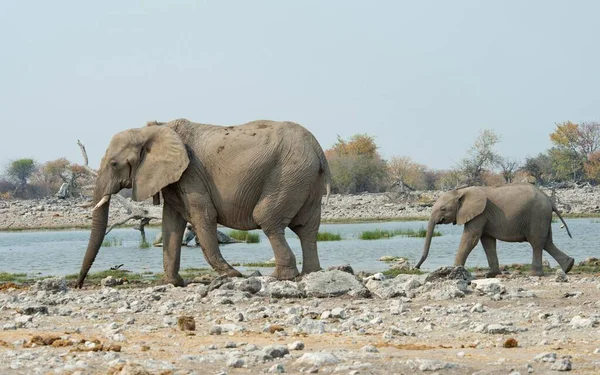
163, 274, 185, 287
562, 257, 575, 273
222, 268, 243, 278
301, 263, 322, 275
272, 265, 300, 280
529, 268, 544, 277
485, 270, 501, 278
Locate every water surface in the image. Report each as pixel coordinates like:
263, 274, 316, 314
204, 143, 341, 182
0, 219, 597, 277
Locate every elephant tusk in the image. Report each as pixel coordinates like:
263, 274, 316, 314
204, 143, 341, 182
92, 195, 110, 212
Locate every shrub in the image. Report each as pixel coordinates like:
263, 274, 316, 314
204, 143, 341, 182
228, 230, 261, 243
316, 231, 342, 241
102, 237, 123, 247
360, 227, 441, 240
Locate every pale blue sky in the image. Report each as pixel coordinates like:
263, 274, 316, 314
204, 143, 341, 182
1, 1, 598, 170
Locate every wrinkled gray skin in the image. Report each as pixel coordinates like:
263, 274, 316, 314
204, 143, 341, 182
77, 119, 330, 287
416, 184, 574, 277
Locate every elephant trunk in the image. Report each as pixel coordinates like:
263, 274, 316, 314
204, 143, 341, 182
76, 181, 111, 288
415, 216, 437, 269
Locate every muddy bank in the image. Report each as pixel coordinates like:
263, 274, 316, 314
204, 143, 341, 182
0, 267, 599, 374
1, 186, 600, 230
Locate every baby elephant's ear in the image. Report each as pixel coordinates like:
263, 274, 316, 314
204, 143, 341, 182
456, 187, 487, 225
132, 126, 189, 202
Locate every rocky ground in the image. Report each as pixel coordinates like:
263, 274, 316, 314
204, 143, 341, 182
2, 185, 600, 230
1, 267, 599, 374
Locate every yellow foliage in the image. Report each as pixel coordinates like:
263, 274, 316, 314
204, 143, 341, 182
550, 121, 580, 149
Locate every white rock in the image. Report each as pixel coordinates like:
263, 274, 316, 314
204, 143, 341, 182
331, 307, 346, 319
295, 352, 340, 366
288, 341, 305, 351
417, 359, 454, 371
227, 357, 245, 368
570, 315, 595, 329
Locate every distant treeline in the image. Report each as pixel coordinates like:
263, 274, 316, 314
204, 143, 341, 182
1, 121, 600, 199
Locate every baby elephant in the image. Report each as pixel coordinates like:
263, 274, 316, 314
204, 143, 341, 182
415, 184, 575, 276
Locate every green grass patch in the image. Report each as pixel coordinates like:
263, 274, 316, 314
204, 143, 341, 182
228, 230, 261, 243
0, 272, 29, 283
382, 268, 423, 278
360, 227, 441, 240
102, 237, 123, 247
240, 261, 276, 267
317, 231, 342, 241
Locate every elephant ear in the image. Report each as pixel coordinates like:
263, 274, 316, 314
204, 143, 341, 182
456, 187, 487, 225
131, 126, 189, 202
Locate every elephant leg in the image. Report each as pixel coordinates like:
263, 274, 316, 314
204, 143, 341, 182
480, 235, 501, 277
188, 204, 242, 278
544, 231, 575, 273
262, 229, 300, 280
530, 243, 545, 276
454, 219, 484, 267
162, 204, 187, 286
290, 200, 322, 275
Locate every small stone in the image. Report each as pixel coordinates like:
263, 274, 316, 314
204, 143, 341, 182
288, 341, 305, 351
550, 356, 572, 371
101, 276, 122, 287
593, 348, 600, 354
15, 315, 33, 325
268, 364, 285, 373
209, 326, 222, 335
504, 338, 518, 348
361, 345, 379, 353
18, 306, 48, 315
296, 352, 340, 366
417, 359, 453, 371
263, 345, 289, 359
534, 352, 557, 363
177, 316, 196, 331
225, 341, 237, 348
326, 264, 354, 274
227, 357, 245, 368
570, 315, 594, 329
331, 307, 346, 319
470, 303, 485, 313
555, 269, 568, 283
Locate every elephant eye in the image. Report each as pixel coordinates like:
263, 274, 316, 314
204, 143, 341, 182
110, 161, 118, 168
440, 207, 446, 212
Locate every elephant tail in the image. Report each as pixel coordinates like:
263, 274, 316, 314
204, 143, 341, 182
311, 135, 331, 205
552, 204, 572, 238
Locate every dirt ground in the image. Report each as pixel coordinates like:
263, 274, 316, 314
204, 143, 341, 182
1, 272, 600, 374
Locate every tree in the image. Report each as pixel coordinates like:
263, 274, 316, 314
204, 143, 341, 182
498, 157, 520, 184
387, 156, 429, 190
326, 134, 388, 194
549, 121, 600, 182
38, 158, 90, 198
458, 129, 501, 185
584, 151, 600, 183
5, 158, 37, 195
521, 153, 555, 184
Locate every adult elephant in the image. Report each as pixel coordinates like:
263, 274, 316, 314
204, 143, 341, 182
415, 184, 575, 277
77, 119, 330, 287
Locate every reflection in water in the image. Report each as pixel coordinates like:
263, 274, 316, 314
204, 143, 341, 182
0, 219, 597, 277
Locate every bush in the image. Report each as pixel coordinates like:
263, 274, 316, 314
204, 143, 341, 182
316, 231, 342, 241
360, 227, 441, 240
102, 237, 123, 247
228, 230, 261, 243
